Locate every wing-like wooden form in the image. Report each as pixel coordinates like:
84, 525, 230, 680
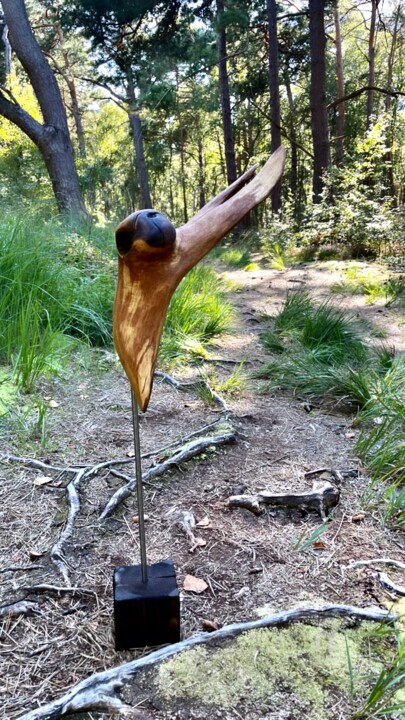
114, 145, 286, 411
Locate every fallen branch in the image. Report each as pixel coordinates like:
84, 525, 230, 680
344, 558, 405, 573
229, 481, 340, 520
0, 599, 40, 618
378, 572, 405, 597
155, 370, 229, 413
17, 604, 396, 720
100, 423, 237, 519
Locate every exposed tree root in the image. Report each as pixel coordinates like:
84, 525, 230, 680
228, 480, 340, 519
17, 604, 396, 720
100, 422, 237, 519
344, 558, 405, 573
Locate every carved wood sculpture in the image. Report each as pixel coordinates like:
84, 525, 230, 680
114, 145, 286, 411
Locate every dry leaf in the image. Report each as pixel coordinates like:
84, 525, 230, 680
195, 537, 207, 547
313, 540, 327, 550
351, 512, 366, 523
201, 619, 219, 632
33, 475, 53, 486
132, 514, 149, 523
183, 574, 208, 594
29, 549, 44, 560
196, 516, 211, 528
48, 399, 59, 409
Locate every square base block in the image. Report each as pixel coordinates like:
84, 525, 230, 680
113, 559, 180, 650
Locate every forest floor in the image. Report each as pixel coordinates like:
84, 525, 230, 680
1, 259, 405, 720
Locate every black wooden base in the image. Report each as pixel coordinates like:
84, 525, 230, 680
113, 559, 180, 650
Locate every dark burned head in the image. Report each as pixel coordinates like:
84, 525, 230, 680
116, 209, 176, 257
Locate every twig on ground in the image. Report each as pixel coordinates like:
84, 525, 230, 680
165, 509, 205, 552
0, 600, 40, 618
0, 565, 43, 574
17, 604, 396, 720
228, 481, 340, 520
344, 558, 405, 573
20, 585, 95, 596
100, 424, 237, 519
155, 370, 229, 413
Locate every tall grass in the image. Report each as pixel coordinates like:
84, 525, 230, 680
0, 210, 235, 392
160, 266, 234, 363
0, 211, 115, 390
257, 289, 405, 527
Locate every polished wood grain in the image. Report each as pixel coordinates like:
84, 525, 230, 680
114, 146, 286, 411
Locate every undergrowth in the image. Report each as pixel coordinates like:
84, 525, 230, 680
159, 266, 234, 364
0, 211, 234, 398
256, 289, 405, 527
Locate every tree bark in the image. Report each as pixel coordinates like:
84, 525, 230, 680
197, 135, 206, 209
127, 75, 153, 209
333, 3, 345, 166
0, 0, 87, 219
284, 71, 297, 199
267, 0, 282, 213
216, 0, 237, 186
366, 0, 379, 129
384, 5, 401, 203
309, 0, 331, 201
55, 23, 86, 159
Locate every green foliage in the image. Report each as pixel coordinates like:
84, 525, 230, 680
159, 266, 234, 364
354, 630, 405, 718
217, 248, 251, 268
0, 209, 114, 390
258, 290, 405, 529
263, 290, 367, 366
331, 264, 404, 305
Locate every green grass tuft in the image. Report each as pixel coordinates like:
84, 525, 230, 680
159, 266, 234, 365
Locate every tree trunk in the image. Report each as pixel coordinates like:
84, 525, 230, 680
197, 136, 206, 210
0, 0, 87, 219
333, 3, 345, 166
55, 24, 86, 159
309, 0, 331, 201
284, 71, 297, 199
267, 0, 282, 213
366, 0, 379, 129
384, 5, 401, 203
129, 113, 152, 209
179, 124, 188, 223
216, 0, 237, 186
127, 76, 152, 209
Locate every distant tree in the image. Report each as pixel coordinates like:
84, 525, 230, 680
0, 0, 88, 218
308, 0, 330, 200
266, 0, 282, 212
216, 0, 237, 186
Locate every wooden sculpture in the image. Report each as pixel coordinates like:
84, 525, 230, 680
114, 145, 285, 411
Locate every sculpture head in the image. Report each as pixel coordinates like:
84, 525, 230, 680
116, 209, 176, 258
114, 146, 286, 412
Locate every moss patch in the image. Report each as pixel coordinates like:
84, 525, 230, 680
157, 620, 385, 719
0, 369, 17, 416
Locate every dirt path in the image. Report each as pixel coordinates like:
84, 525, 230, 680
1, 260, 404, 719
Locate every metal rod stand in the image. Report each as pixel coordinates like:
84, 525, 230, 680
131, 390, 148, 583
